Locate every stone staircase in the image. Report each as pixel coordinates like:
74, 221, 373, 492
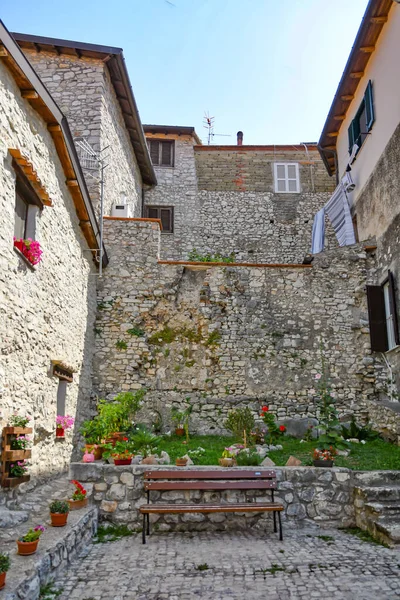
354, 471, 400, 547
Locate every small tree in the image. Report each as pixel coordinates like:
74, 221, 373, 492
224, 407, 255, 445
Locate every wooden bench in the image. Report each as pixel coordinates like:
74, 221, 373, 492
139, 469, 284, 544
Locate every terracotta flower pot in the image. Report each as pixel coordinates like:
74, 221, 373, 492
17, 539, 39, 555
0, 571, 6, 590
68, 498, 88, 511
113, 458, 132, 466
50, 512, 68, 527
175, 458, 187, 467
56, 428, 65, 438
175, 428, 185, 436
13, 239, 24, 252
219, 458, 235, 467
313, 460, 334, 468
85, 444, 103, 460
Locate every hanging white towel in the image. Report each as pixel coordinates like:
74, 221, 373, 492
341, 171, 355, 193
311, 208, 325, 254
325, 183, 356, 247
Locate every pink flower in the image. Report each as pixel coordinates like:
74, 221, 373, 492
56, 415, 75, 430
315, 374, 322, 380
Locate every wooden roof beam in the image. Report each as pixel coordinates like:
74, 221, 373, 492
360, 46, 375, 53
341, 94, 354, 102
327, 132, 339, 138
333, 115, 346, 121
21, 89, 39, 99
0, 45, 8, 57
370, 16, 388, 24
350, 72, 364, 79
322, 145, 336, 150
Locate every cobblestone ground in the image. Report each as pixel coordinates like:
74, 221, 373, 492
53, 522, 400, 600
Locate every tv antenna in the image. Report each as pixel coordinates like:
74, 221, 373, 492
203, 112, 231, 145
75, 138, 109, 278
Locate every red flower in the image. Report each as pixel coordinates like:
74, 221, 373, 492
82, 490, 87, 495
123, 437, 128, 441
279, 425, 286, 432
261, 406, 268, 412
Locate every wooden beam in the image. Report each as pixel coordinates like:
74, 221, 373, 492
66, 179, 79, 187
350, 72, 364, 79
327, 132, 339, 138
360, 46, 375, 53
0, 46, 9, 58
322, 145, 336, 151
21, 90, 39, 99
370, 16, 388, 24
333, 115, 346, 121
47, 124, 62, 133
341, 94, 354, 102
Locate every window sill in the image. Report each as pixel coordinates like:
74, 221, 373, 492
274, 190, 300, 194
153, 165, 175, 169
161, 231, 174, 235
13, 247, 36, 271
385, 345, 400, 355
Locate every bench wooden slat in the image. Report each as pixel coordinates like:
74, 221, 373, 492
140, 502, 283, 514
145, 480, 277, 491
144, 469, 276, 480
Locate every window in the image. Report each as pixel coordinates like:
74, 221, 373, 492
147, 139, 174, 167
273, 163, 300, 193
145, 205, 174, 233
57, 380, 67, 417
348, 80, 375, 155
13, 160, 42, 240
367, 271, 399, 352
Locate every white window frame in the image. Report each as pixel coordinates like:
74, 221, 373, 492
273, 163, 300, 194
383, 282, 397, 351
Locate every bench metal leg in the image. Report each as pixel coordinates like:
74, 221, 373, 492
273, 510, 277, 533
142, 514, 146, 544
146, 513, 150, 536
278, 511, 283, 541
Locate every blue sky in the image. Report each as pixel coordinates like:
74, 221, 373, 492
2, 0, 369, 145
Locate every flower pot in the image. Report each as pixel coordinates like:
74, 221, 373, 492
17, 539, 39, 555
219, 458, 235, 467
175, 458, 188, 467
13, 239, 24, 252
68, 498, 88, 511
50, 512, 68, 527
85, 445, 103, 460
175, 428, 185, 436
56, 428, 65, 438
113, 458, 132, 466
313, 460, 334, 468
111, 432, 126, 443
0, 571, 6, 590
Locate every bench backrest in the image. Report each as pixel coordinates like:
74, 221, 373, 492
144, 469, 277, 491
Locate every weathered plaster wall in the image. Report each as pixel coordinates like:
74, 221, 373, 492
0, 60, 97, 478
144, 138, 336, 263
21, 48, 143, 217
93, 218, 387, 434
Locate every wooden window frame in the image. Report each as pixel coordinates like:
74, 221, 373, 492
367, 271, 400, 353
145, 205, 174, 233
273, 163, 300, 194
147, 139, 175, 168
13, 160, 43, 241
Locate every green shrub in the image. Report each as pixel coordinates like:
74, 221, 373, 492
224, 407, 255, 442
341, 417, 380, 442
127, 327, 145, 337
49, 500, 69, 514
116, 340, 127, 350
236, 449, 262, 466
131, 430, 162, 457
0, 553, 10, 573
188, 249, 235, 263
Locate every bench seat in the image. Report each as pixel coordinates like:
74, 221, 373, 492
140, 502, 284, 514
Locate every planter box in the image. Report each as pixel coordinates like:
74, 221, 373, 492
2, 427, 33, 435
1, 475, 30, 488
3, 449, 31, 461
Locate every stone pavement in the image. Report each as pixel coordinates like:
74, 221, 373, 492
53, 522, 400, 600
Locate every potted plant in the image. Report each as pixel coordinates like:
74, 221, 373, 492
312, 447, 337, 468
130, 429, 161, 459
175, 456, 188, 467
16, 525, 45, 555
97, 390, 145, 443
49, 500, 70, 527
9, 460, 29, 477
68, 480, 88, 510
0, 553, 10, 590
13, 237, 43, 266
219, 448, 237, 467
80, 417, 105, 459
102, 439, 134, 465
7, 413, 31, 429
171, 405, 192, 438
56, 415, 75, 438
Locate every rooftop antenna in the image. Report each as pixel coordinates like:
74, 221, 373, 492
75, 138, 109, 278
203, 112, 231, 145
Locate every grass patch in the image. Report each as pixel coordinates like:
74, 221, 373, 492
317, 535, 335, 543
94, 524, 133, 543
206, 330, 221, 346
158, 435, 236, 465
196, 563, 209, 571
115, 340, 127, 350
39, 585, 63, 599
342, 527, 390, 548
255, 564, 286, 576
127, 327, 145, 337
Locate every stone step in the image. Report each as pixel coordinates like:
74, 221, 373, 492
364, 501, 400, 516
355, 485, 400, 502
0, 508, 29, 529
354, 471, 400, 487
374, 516, 400, 545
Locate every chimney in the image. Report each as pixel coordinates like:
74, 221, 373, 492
237, 131, 243, 146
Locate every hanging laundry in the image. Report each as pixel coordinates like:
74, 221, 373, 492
325, 183, 356, 247
310, 207, 325, 254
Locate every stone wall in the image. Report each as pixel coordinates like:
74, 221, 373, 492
93, 218, 385, 432
0, 60, 97, 480
21, 48, 143, 217
144, 138, 337, 263
70, 463, 355, 530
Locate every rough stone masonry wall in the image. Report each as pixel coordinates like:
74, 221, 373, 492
144, 139, 337, 263
0, 60, 97, 481
22, 49, 143, 217
93, 218, 384, 434
70, 463, 355, 530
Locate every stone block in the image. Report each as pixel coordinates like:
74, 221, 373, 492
100, 500, 118, 513
120, 472, 134, 487
106, 483, 126, 501
278, 418, 318, 439
260, 457, 276, 467
94, 482, 108, 492
286, 503, 306, 518
285, 456, 302, 467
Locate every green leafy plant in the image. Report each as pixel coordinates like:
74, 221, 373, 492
94, 524, 133, 544
97, 389, 146, 437
39, 583, 63, 599
102, 439, 135, 460
224, 407, 255, 444
116, 340, 127, 350
341, 416, 380, 442
8, 413, 31, 428
20, 525, 45, 542
260, 406, 286, 444
236, 449, 263, 466
206, 330, 221, 346
130, 430, 162, 457
127, 327, 145, 337
0, 553, 10, 574
188, 249, 235, 263
80, 417, 105, 445
49, 500, 69, 514
314, 370, 349, 451
196, 563, 209, 571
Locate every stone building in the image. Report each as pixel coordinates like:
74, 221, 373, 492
0, 22, 105, 479
319, 0, 400, 413
143, 125, 336, 263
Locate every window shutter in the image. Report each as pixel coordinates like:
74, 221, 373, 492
160, 208, 173, 232
364, 80, 375, 132
348, 120, 355, 154
388, 271, 400, 346
147, 207, 159, 220
161, 142, 172, 166
366, 285, 388, 352
149, 141, 160, 165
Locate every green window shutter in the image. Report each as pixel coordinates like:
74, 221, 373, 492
348, 120, 354, 154
366, 285, 388, 352
348, 119, 360, 153
364, 80, 375, 132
